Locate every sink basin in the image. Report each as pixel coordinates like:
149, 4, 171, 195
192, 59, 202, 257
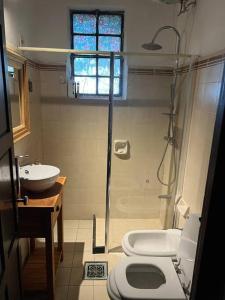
20, 164, 60, 193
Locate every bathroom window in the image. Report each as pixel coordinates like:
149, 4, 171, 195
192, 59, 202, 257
71, 10, 124, 97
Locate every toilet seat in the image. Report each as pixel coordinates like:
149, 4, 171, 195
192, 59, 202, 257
113, 256, 186, 300
107, 272, 121, 300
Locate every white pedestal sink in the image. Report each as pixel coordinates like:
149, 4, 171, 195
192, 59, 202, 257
20, 164, 60, 193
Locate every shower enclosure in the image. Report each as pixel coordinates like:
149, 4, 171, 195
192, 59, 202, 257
94, 52, 195, 252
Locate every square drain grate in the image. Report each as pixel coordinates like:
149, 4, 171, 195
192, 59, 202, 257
84, 261, 108, 280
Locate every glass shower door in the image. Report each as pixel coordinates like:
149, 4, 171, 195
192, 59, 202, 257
109, 57, 174, 251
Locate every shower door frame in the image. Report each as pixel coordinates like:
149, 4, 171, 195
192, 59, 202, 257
104, 52, 114, 253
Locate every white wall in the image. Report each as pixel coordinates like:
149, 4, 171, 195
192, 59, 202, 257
4, 0, 176, 65
4, 0, 37, 59
176, 0, 225, 56
20, 0, 225, 61
40, 69, 171, 220
174, 0, 225, 224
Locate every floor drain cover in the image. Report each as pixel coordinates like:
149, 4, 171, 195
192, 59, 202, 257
84, 262, 108, 280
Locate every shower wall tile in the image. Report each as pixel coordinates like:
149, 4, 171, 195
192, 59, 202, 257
40, 69, 171, 220
176, 62, 224, 226
198, 63, 224, 84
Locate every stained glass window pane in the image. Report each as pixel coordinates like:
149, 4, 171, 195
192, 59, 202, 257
98, 36, 121, 52
98, 58, 121, 76
74, 58, 96, 75
114, 59, 121, 76
114, 78, 120, 95
75, 77, 96, 94
73, 14, 96, 34
74, 36, 96, 51
98, 78, 120, 95
98, 78, 109, 94
99, 15, 121, 35
98, 59, 110, 76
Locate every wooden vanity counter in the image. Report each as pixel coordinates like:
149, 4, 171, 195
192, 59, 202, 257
18, 176, 66, 300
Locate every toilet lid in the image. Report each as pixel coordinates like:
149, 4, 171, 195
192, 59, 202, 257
114, 256, 186, 300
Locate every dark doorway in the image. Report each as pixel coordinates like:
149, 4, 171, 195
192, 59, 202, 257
191, 64, 225, 299
0, 1, 22, 299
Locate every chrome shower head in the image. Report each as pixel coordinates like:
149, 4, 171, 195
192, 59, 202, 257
142, 42, 162, 51
142, 26, 181, 56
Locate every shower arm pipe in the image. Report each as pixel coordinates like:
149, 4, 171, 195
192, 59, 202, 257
151, 26, 181, 114
151, 26, 181, 70
17, 46, 192, 59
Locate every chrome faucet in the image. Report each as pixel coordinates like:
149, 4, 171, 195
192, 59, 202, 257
15, 155, 29, 205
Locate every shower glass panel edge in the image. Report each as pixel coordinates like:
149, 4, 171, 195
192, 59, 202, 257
170, 56, 198, 229
104, 52, 115, 253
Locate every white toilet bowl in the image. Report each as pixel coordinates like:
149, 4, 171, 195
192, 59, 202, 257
122, 229, 181, 257
107, 256, 187, 300
107, 214, 200, 300
122, 214, 200, 257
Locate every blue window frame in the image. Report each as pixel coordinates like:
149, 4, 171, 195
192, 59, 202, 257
71, 10, 124, 97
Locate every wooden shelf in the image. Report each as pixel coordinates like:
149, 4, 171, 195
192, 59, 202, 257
22, 247, 62, 291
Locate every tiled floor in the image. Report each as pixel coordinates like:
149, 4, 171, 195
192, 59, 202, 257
32, 220, 125, 300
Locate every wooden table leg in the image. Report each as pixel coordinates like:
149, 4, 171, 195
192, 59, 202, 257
45, 216, 55, 300
57, 198, 64, 262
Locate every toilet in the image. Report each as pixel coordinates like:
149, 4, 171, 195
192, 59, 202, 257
107, 214, 200, 300
122, 214, 200, 257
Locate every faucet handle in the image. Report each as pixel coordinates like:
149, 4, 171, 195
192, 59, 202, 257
15, 154, 29, 159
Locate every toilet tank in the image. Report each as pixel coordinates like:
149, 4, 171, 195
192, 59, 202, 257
181, 213, 201, 243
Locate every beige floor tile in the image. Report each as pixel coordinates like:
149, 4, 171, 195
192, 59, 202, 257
93, 279, 107, 286
64, 228, 77, 242
79, 220, 93, 229
55, 285, 69, 300
93, 285, 110, 300
64, 242, 76, 253
73, 252, 95, 267
76, 229, 92, 242
109, 241, 122, 252
69, 267, 93, 286
56, 267, 72, 286
59, 251, 74, 268
67, 286, 93, 300
74, 240, 92, 253
94, 254, 109, 262
64, 220, 80, 229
